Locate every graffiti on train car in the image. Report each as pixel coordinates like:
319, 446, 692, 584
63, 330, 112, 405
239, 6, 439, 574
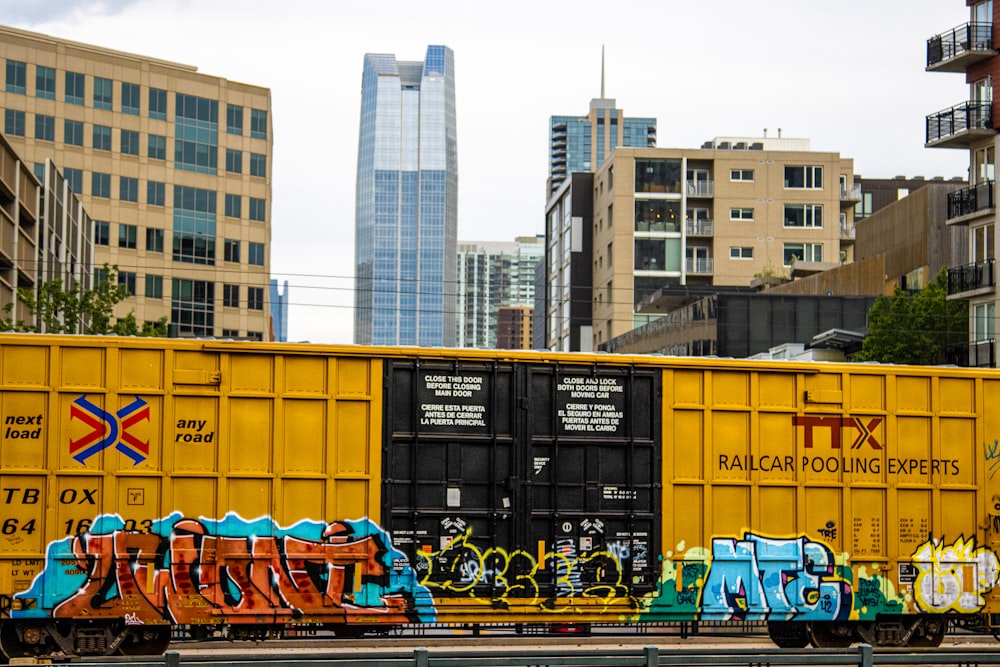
910, 536, 999, 613
412, 527, 641, 610
11, 513, 435, 623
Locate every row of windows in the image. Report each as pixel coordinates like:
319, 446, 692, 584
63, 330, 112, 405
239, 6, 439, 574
726, 204, 824, 227
3, 108, 267, 175
729, 166, 824, 188
725, 243, 823, 264
5, 58, 267, 137
114, 270, 266, 311
93, 221, 265, 266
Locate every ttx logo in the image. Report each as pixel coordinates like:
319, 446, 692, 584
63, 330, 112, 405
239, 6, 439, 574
793, 416, 883, 450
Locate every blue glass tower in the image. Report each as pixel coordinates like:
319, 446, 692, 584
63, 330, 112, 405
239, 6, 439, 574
354, 46, 458, 346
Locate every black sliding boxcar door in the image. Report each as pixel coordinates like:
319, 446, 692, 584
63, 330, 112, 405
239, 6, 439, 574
383, 358, 661, 605
525, 365, 660, 599
383, 359, 518, 600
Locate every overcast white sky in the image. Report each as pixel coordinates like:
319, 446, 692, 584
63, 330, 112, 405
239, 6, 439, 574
0, 0, 974, 344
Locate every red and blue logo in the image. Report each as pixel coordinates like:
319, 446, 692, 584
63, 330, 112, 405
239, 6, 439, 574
69, 396, 150, 465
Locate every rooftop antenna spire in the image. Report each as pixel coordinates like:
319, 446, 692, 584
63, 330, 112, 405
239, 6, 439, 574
601, 45, 606, 99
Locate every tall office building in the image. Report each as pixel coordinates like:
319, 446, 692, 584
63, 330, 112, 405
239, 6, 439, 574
354, 46, 458, 346
269, 278, 288, 342
547, 55, 656, 196
0, 26, 273, 339
456, 236, 543, 348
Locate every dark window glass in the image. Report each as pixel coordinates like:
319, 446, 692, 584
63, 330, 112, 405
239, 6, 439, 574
94, 220, 110, 245
226, 103, 243, 135
5, 59, 26, 94
93, 77, 113, 110
250, 153, 266, 178
118, 271, 137, 295
149, 87, 167, 120
225, 193, 241, 218
146, 227, 164, 252
121, 82, 140, 115
3, 109, 24, 136
64, 168, 83, 193
120, 176, 139, 203
225, 149, 242, 174
35, 65, 55, 99
248, 241, 265, 266
145, 274, 163, 298
65, 71, 85, 105
250, 108, 267, 139
224, 239, 240, 263
174, 93, 218, 174
92, 172, 111, 198
64, 120, 84, 146
223, 283, 239, 308
93, 124, 112, 151
121, 129, 139, 155
248, 286, 264, 310
34, 114, 54, 141
119, 224, 138, 249
147, 181, 165, 207
249, 197, 265, 221
171, 278, 215, 337
148, 134, 166, 160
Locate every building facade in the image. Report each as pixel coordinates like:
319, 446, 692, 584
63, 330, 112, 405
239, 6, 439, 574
354, 46, 458, 346
585, 140, 858, 349
926, 1, 998, 367
544, 172, 594, 351
0, 133, 92, 329
495, 305, 533, 349
548, 99, 655, 197
269, 278, 288, 342
0, 26, 273, 339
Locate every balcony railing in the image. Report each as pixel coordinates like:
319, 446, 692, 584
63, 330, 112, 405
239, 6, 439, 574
948, 259, 995, 295
685, 219, 714, 236
686, 181, 714, 197
686, 257, 714, 274
945, 339, 996, 368
840, 183, 862, 200
927, 22, 993, 72
926, 101, 993, 147
947, 179, 995, 220
840, 221, 855, 239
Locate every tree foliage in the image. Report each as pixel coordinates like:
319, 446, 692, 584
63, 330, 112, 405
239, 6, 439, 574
2, 264, 167, 336
855, 268, 967, 365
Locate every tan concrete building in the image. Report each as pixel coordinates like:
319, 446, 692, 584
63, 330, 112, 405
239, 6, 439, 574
587, 139, 858, 348
0, 25, 272, 339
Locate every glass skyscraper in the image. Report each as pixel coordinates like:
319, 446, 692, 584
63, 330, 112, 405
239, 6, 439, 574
354, 46, 458, 346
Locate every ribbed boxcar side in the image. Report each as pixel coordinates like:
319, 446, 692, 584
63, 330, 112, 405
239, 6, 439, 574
0, 336, 395, 660
655, 361, 999, 647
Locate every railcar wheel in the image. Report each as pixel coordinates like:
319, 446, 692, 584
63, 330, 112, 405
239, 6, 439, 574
0, 621, 41, 660
117, 626, 172, 656
767, 621, 809, 648
907, 618, 946, 648
807, 622, 854, 648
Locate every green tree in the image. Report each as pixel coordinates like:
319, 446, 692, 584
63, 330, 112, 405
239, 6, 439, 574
855, 268, 967, 364
2, 264, 167, 336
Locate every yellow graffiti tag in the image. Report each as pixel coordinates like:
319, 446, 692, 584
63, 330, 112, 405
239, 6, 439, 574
911, 536, 1000, 613
416, 529, 632, 612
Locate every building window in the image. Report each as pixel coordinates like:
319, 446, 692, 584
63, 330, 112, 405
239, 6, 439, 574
65, 71, 84, 105
783, 242, 822, 265
147, 180, 165, 207
172, 185, 216, 264
248, 286, 264, 310
171, 278, 214, 337
64, 168, 82, 193
119, 223, 138, 249
64, 119, 84, 146
92, 124, 111, 151
149, 87, 167, 120
33, 163, 44, 181
94, 220, 110, 246
784, 165, 824, 189
34, 114, 54, 141
249, 197, 265, 221
121, 82, 140, 115
175, 93, 218, 174
94, 266, 108, 285
730, 246, 754, 259
225, 193, 241, 218
225, 148, 242, 174
226, 103, 243, 135
634, 238, 667, 271
249, 153, 266, 178
120, 176, 139, 203
222, 328, 239, 338
5, 59, 26, 94
224, 239, 240, 263
148, 134, 166, 160
730, 207, 754, 220
246, 331, 263, 341
974, 302, 996, 342
145, 274, 163, 299
3, 109, 24, 136
93, 77, 113, 110
223, 283, 239, 308
248, 241, 265, 266
121, 129, 140, 156
35, 65, 55, 99
146, 227, 164, 252
92, 172, 111, 198
250, 109, 267, 139
117, 271, 136, 295
730, 169, 754, 182
784, 204, 823, 228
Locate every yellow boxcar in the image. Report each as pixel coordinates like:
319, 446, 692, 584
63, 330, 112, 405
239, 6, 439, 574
0, 334, 997, 659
